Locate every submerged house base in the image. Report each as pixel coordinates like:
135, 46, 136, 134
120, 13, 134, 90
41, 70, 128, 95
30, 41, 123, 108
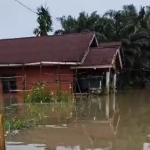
0, 33, 122, 104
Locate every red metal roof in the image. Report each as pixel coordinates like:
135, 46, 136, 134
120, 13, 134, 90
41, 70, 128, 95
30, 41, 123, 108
0, 33, 122, 68
0, 32, 94, 64
81, 47, 119, 67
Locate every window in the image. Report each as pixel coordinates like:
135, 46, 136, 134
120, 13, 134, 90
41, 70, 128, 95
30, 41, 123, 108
1, 76, 17, 94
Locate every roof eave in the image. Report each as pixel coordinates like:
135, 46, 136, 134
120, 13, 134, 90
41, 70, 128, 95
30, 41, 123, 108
0, 61, 81, 67
26, 61, 80, 66
71, 65, 112, 69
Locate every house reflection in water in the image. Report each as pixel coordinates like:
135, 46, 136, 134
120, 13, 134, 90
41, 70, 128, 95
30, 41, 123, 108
74, 93, 120, 140
48, 94, 120, 149
7, 93, 120, 150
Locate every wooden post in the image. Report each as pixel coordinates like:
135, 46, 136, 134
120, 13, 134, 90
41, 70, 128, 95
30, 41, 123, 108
57, 65, 61, 92
113, 73, 117, 92
106, 71, 110, 94
40, 63, 42, 82
0, 114, 5, 150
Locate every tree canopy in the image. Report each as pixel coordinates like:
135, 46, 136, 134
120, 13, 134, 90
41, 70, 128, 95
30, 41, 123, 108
34, 6, 52, 36
55, 5, 150, 41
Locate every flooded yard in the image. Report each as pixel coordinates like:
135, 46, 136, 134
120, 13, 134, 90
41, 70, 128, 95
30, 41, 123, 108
1, 90, 150, 150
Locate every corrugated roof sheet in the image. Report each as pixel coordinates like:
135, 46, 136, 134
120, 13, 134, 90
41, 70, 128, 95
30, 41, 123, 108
82, 47, 119, 67
0, 32, 94, 64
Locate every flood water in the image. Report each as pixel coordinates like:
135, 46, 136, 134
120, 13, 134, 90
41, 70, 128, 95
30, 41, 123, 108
6, 142, 47, 150
3, 90, 150, 150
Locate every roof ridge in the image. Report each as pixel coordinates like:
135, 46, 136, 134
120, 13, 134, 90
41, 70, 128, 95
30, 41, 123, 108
0, 32, 95, 41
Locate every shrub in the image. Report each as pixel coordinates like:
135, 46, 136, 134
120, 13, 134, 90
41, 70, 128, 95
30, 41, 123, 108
25, 83, 74, 103
25, 83, 53, 103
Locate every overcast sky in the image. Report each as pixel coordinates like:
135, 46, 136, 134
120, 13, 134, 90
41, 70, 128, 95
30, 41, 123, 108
0, 0, 149, 39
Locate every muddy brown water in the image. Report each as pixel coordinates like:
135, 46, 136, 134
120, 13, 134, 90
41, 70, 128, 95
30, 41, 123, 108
4, 90, 150, 150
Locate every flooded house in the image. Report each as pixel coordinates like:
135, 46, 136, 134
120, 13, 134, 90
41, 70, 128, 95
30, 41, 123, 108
0, 32, 122, 104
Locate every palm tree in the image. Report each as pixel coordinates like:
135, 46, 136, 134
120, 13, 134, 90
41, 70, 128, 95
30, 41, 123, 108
57, 15, 77, 33
121, 31, 150, 87
56, 11, 113, 42
120, 5, 150, 36
138, 6, 150, 31
34, 6, 52, 36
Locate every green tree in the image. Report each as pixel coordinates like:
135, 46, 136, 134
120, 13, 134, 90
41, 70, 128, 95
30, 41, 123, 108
119, 31, 150, 88
56, 11, 113, 41
57, 15, 77, 33
34, 6, 52, 36
56, 4, 149, 42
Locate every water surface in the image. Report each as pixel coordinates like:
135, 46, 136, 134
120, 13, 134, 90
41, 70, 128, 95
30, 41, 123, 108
4, 90, 150, 150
